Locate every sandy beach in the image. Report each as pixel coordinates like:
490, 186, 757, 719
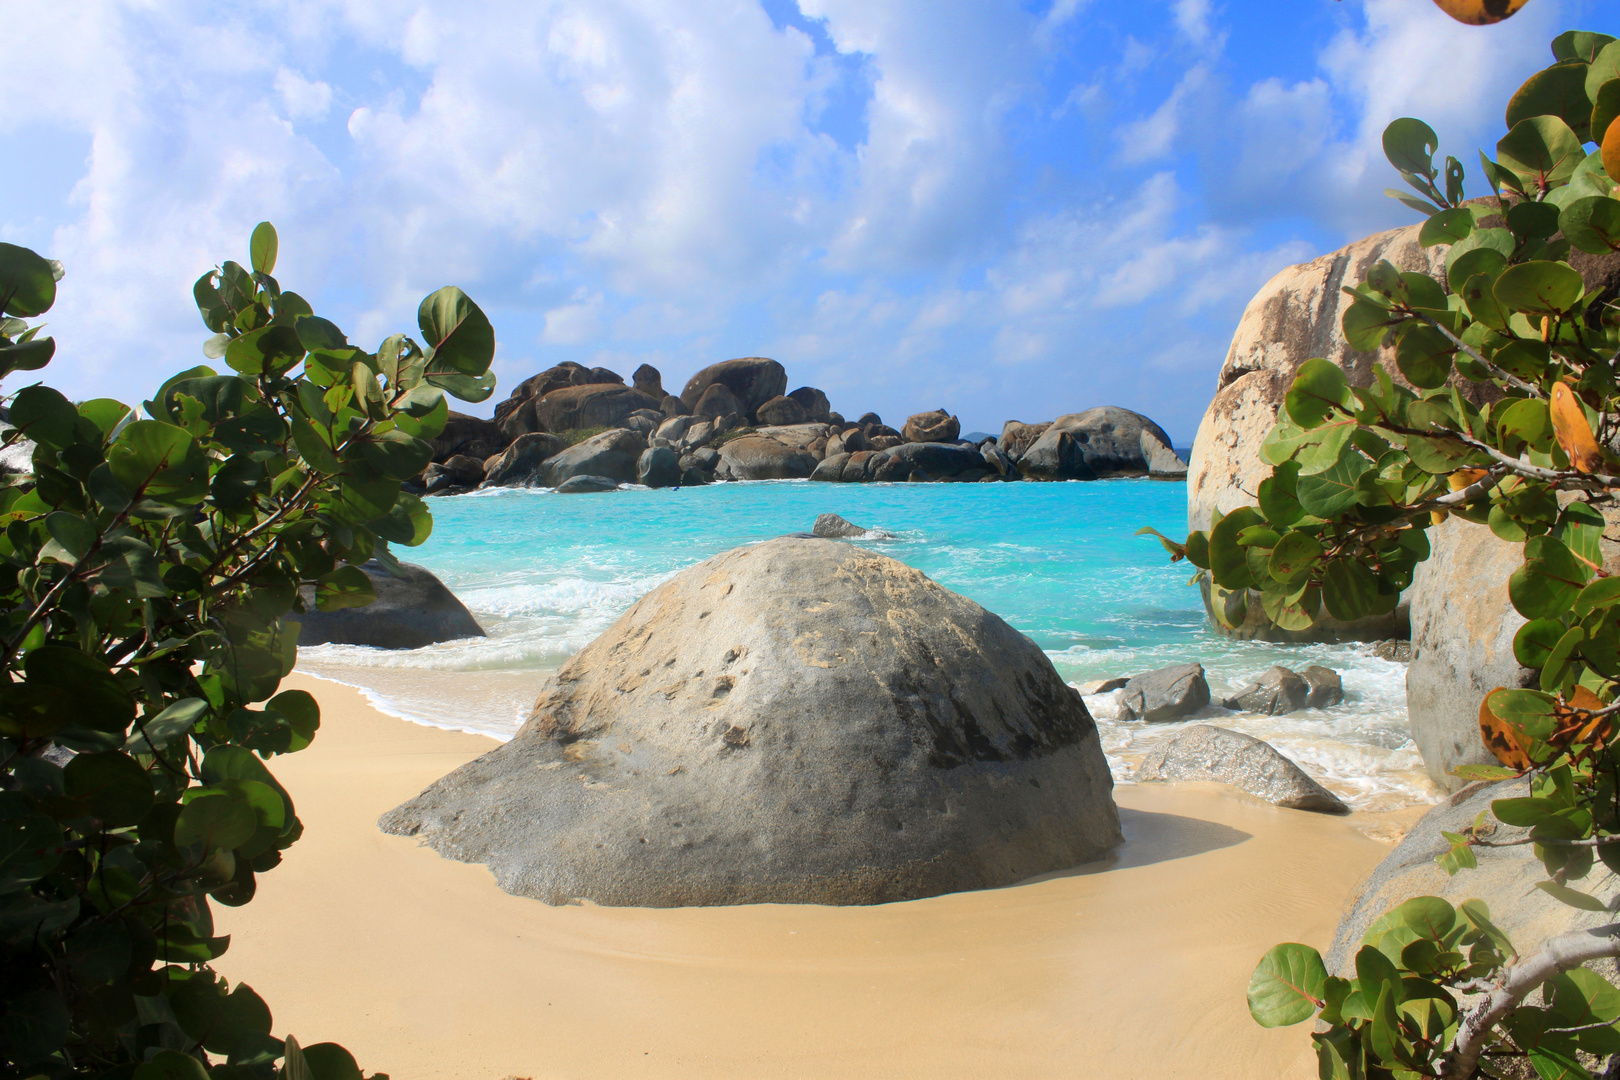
215, 674, 1405, 1080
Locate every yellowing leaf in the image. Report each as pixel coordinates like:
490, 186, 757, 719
1551, 382, 1604, 473
1606, 107, 1620, 183
1448, 468, 1489, 491
1430, 0, 1530, 25
1479, 687, 1533, 770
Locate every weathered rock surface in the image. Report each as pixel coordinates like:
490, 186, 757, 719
422, 454, 485, 494
379, 538, 1122, 906
430, 412, 508, 463
1222, 665, 1311, 715
481, 432, 567, 487
680, 358, 788, 421
1327, 778, 1613, 977
638, 447, 682, 489
902, 409, 960, 444
874, 442, 985, 481
531, 384, 663, 433
812, 513, 870, 538
1078, 678, 1129, 695
1116, 664, 1211, 723
1302, 665, 1344, 708
1135, 726, 1348, 813
755, 395, 808, 427
1372, 640, 1412, 662
493, 362, 603, 426
660, 394, 689, 418
1406, 518, 1533, 793
998, 421, 1051, 460
540, 429, 645, 487
751, 424, 831, 452
692, 383, 744, 422
556, 475, 621, 493
496, 395, 549, 440
787, 386, 832, 422
1019, 407, 1183, 480
633, 364, 664, 399
291, 561, 484, 650
715, 436, 818, 481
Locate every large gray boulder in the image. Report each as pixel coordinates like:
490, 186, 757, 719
692, 383, 744, 422
540, 429, 645, 487
715, 436, 818, 480
787, 386, 832, 422
1134, 726, 1347, 813
1406, 518, 1533, 793
530, 384, 663, 433
379, 538, 1121, 906
1116, 663, 1210, 722
1221, 665, 1311, 715
1018, 407, 1183, 480
1327, 779, 1612, 976
481, 432, 566, 487
637, 447, 682, 489
755, 395, 808, 427
291, 560, 484, 650
680, 358, 789, 421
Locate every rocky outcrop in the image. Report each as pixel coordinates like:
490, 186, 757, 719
493, 361, 608, 426
379, 537, 1122, 906
810, 443, 988, 483
421, 454, 485, 494
998, 421, 1050, 460
1018, 407, 1184, 481
1221, 665, 1311, 715
692, 383, 744, 422
812, 513, 871, 538
291, 560, 484, 650
632, 364, 664, 399
902, 409, 960, 444
530, 384, 663, 433
540, 429, 645, 487
1116, 663, 1211, 723
1406, 519, 1532, 793
481, 432, 567, 487
680, 358, 788, 422
430, 412, 508, 463
1327, 778, 1611, 976
1135, 726, 1348, 813
715, 436, 818, 481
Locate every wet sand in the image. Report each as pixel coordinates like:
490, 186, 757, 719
215, 674, 1400, 1080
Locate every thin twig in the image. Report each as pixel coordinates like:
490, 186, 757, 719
1415, 312, 1545, 397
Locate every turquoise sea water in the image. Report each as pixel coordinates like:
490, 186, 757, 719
297, 479, 1439, 810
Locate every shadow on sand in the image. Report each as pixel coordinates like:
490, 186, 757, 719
1016, 806, 1252, 886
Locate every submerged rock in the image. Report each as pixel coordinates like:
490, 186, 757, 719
555, 474, 621, 493
1371, 640, 1412, 663
1302, 665, 1343, 708
1135, 726, 1348, 813
1222, 665, 1310, 715
812, 513, 870, 538
379, 537, 1121, 907
1116, 663, 1210, 723
290, 560, 484, 650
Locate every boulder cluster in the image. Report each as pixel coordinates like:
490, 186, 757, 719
408, 356, 1186, 494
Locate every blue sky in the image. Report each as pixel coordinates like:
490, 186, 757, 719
3, 0, 1617, 444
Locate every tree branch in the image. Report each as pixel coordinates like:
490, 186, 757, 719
1442, 923, 1620, 1079
1415, 312, 1545, 398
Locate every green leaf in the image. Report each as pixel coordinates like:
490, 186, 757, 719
1494, 260, 1586, 315
419, 286, 496, 376
1515, 618, 1568, 667
1510, 534, 1592, 620
224, 324, 304, 377
128, 698, 210, 753
1418, 207, 1474, 247
1507, 60, 1595, 143
1260, 582, 1321, 632
0, 242, 59, 318
1560, 195, 1620, 255
301, 1043, 364, 1080
65, 921, 131, 985
1556, 30, 1616, 64
1588, 42, 1620, 100
1, 987, 70, 1061
1284, 359, 1349, 428
250, 221, 279, 274
1497, 116, 1586, 193
1507, 198, 1563, 242
372, 491, 433, 546
1394, 323, 1454, 389
1592, 79, 1620, 148
1446, 237, 1511, 294
106, 420, 209, 507
282, 1035, 317, 1080
174, 791, 258, 854
425, 368, 497, 403
22, 646, 135, 735
315, 565, 377, 612
1321, 556, 1381, 622
12, 384, 80, 450
1536, 880, 1609, 911
1342, 299, 1402, 352
1496, 397, 1553, 454
267, 689, 320, 752
78, 397, 132, 436
1383, 118, 1438, 180
1296, 443, 1371, 519
1246, 943, 1326, 1027
1268, 531, 1322, 586
1575, 576, 1620, 615
62, 751, 153, 826
1208, 506, 1262, 591
1257, 461, 1304, 527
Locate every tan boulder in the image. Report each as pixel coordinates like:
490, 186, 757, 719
902, 409, 960, 444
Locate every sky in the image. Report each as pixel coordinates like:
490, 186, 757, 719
3, 0, 1618, 444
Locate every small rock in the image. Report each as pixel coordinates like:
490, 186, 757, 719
1077, 677, 1129, 695
1371, 639, 1412, 663
812, 513, 869, 538
1222, 665, 1311, 715
1134, 726, 1348, 814
556, 475, 621, 493
1116, 663, 1210, 723
1302, 665, 1344, 708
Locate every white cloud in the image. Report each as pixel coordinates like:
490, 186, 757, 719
541, 288, 604, 344
274, 68, 332, 121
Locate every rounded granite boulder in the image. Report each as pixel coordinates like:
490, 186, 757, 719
380, 537, 1121, 906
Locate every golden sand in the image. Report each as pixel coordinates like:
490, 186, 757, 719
214, 674, 1399, 1079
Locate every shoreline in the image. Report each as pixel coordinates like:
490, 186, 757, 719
215, 674, 1404, 1080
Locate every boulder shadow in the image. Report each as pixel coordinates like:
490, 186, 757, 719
1016, 807, 1251, 885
